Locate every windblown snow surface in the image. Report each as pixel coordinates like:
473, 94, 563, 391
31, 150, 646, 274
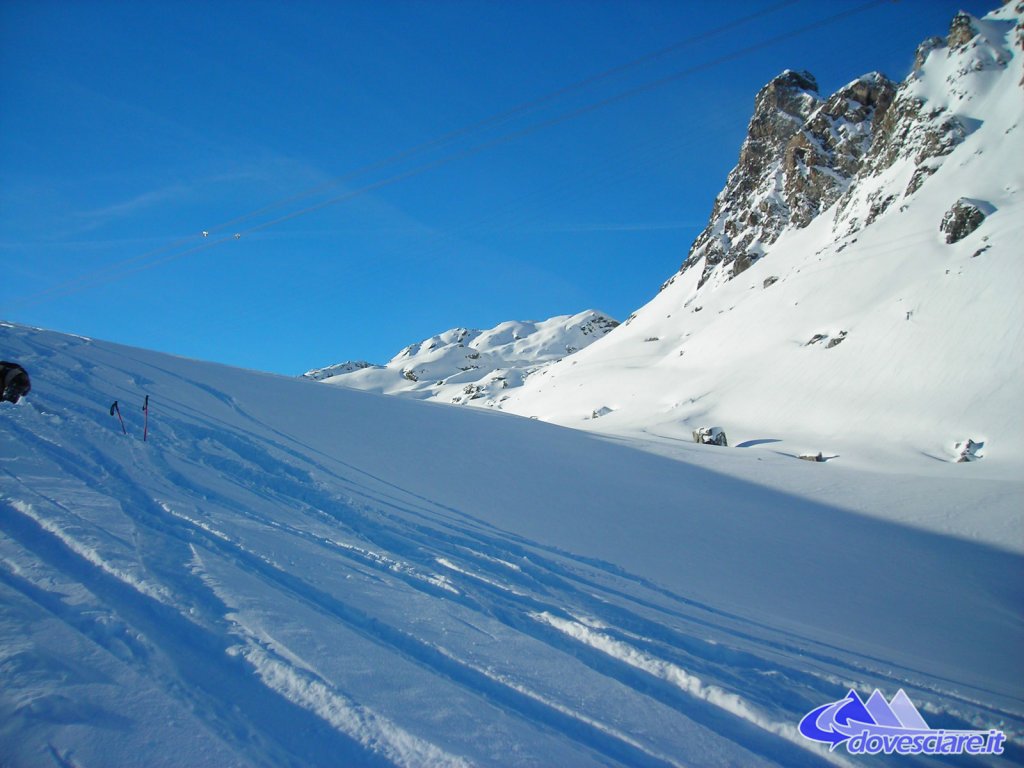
0, 321, 1021, 767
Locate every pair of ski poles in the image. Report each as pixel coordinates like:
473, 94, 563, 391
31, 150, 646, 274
110, 395, 149, 440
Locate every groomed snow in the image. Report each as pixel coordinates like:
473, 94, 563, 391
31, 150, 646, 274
1, 322, 1021, 766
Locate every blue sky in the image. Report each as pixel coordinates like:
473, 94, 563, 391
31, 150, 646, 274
0, 0, 995, 374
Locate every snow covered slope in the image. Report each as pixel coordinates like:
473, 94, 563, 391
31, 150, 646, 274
502, 4, 1024, 476
1, 321, 1021, 766
305, 309, 617, 408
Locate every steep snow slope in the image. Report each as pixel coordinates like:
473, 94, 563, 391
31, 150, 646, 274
502, 4, 1024, 477
306, 310, 617, 408
1, 322, 1021, 766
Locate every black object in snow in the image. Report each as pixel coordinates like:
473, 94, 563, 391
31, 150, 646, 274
1, 361, 31, 404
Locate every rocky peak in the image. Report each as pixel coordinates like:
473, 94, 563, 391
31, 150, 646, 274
743, 70, 821, 150
674, 3, 1018, 290
783, 72, 896, 228
681, 70, 822, 287
679, 68, 901, 287
832, 6, 1019, 235
913, 36, 946, 70
948, 11, 979, 48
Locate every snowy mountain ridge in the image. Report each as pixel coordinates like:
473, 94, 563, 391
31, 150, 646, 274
305, 309, 618, 407
498, 2, 1024, 475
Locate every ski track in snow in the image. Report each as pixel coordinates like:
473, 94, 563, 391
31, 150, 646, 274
1, 326, 1022, 766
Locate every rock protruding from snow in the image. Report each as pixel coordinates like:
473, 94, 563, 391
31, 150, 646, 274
679, 69, 900, 289
799, 452, 825, 463
682, 70, 822, 287
940, 197, 992, 242
309, 310, 618, 408
692, 426, 728, 447
913, 36, 946, 71
954, 438, 985, 462
677, 4, 1020, 289
783, 73, 897, 229
834, 8, 1017, 234
948, 11, 979, 49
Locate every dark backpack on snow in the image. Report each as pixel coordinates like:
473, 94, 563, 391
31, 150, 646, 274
1, 361, 31, 404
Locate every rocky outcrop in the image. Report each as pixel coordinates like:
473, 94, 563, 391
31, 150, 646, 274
682, 71, 822, 287
674, 6, 1019, 289
940, 198, 991, 242
831, 90, 968, 235
948, 11, 978, 48
782, 73, 896, 228
913, 36, 946, 71
832, 10, 1019, 236
577, 313, 620, 337
679, 69, 896, 287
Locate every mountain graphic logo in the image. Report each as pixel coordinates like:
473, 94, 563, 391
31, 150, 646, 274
799, 689, 1006, 756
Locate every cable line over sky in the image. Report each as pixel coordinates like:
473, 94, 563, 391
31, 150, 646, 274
6, 0, 891, 312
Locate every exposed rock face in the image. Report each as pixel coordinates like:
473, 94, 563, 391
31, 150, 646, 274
676, 6, 1018, 289
941, 198, 990, 242
783, 73, 896, 229
832, 92, 968, 235
913, 36, 946, 70
682, 71, 821, 287
680, 69, 896, 287
834, 10, 1016, 234
948, 11, 978, 48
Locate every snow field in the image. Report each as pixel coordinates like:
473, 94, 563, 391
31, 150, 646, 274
1, 322, 1021, 765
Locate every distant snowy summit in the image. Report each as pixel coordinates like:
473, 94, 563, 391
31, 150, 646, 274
304, 310, 618, 408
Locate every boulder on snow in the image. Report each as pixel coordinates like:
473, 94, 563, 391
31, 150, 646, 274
805, 333, 828, 346
805, 331, 847, 348
692, 426, 728, 447
954, 438, 984, 463
825, 331, 848, 348
940, 198, 992, 243
590, 406, 614, 420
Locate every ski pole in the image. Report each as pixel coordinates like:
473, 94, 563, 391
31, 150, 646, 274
110, 401, 127, 435
142, 395, 149, 442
